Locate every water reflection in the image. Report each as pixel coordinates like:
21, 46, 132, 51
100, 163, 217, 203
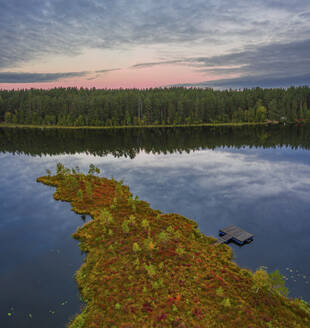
0, 155, 86, 328
1, 125, 310, 157
0, 126, 310, 327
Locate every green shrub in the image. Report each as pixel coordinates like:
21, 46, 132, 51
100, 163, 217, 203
252, 267, 272, 293
128, 215, 136, 225
56, 162, 65, 175
174, 230, 181, 239
76, 189, 83, 200
132, 242, 141, 252
296, 299, 310, 315
85, 181, 92, 198
122, 220, 130, 233
144, 238, 155, 251
133, 258, 140, 266
152, 281, 160, 289
158, 231, 168, 242
269, 270, 289, 296
99, 210, 114, 224
175, 246, 185, 256
216, 287, 224, 297
70, 312, 86, 328
141, 219, 150, 229
88, 164, 100, 176
222, 298, 231, 308
144, 264, 156, 277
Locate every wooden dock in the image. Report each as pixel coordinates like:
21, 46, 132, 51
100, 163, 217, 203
216, 225, 254, 245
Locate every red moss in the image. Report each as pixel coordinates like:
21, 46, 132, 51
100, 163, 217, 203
37, 173, 310, 328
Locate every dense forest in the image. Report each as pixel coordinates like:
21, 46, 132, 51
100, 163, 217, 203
1, 125, 310, 157
0, 86, 310, 126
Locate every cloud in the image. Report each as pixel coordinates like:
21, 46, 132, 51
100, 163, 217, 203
179, 74, 310, 89
2, 34, 310, 85
167, 38, 310, 88
95, 68, 121, 73
0, 71, 89, 83
1, 0, 310, 71
131, 60, 183, 69
0, 67, 122, 83
193, 39, 310, 75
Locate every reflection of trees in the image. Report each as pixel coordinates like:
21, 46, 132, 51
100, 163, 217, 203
0, 125, 310, 158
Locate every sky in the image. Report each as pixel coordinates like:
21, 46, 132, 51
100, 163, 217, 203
0, 0, 310, 89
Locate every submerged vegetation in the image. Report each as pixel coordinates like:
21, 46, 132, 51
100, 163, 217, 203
37, 164, 310, 327
1, 86, 310, 127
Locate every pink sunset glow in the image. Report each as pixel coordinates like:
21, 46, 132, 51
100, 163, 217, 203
0, 65, 239, 90
0, 1, 309, 89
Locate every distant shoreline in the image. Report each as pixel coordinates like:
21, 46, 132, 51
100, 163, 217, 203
0, 122, 275, 130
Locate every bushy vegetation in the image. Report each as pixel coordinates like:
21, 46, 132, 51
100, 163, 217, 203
1, 86, 310, 127
37, 164, 310, 327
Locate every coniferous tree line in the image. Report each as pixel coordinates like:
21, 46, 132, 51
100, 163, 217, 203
0, 86, 310, 126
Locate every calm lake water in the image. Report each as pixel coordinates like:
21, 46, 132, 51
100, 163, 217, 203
1, 125, 310, 327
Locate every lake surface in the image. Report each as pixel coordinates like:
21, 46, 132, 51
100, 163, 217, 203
1, 125, 310, 327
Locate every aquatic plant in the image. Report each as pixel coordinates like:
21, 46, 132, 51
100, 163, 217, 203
37, 165, 310, 328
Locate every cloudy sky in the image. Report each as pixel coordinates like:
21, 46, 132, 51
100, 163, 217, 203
0, 0, 310, 89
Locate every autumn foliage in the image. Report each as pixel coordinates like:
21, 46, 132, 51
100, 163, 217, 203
37, 165, 310, 328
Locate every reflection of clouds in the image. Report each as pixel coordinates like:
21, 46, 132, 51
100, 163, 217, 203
0, 154, 84, 233
22, 148, 310, 237
41, 149, 310, 203
2, 148, 310, 302
6, 148, 310, 231
16, 148, 310, 217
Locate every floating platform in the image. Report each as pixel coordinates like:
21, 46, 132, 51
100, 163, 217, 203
216, 225, 254, 245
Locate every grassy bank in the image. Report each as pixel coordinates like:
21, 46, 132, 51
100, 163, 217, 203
0, 122, 271, 130
37, 165, 310, 328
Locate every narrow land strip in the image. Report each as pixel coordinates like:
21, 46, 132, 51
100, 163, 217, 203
1, 122, 272, 130
37, 165, 310, 327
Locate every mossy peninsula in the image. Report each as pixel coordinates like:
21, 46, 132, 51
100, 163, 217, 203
37, 165, 310, 328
